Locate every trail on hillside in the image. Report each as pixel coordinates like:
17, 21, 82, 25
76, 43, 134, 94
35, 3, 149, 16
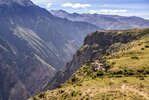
121, 84, 149, 100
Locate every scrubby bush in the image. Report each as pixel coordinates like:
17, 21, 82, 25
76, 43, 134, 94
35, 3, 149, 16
96, 71, 104, 77
71, 76, 79, 83
71, 91, 80, 97
114, 74, 123, 77
82, 64, 93, 76
67, 75, 81, 84
38, 93, 45, 98
62, 93, 69, 99
139, 83, 144, 88
145, 45, 149, 48
108, 82, 114, 86
91, 73, 97, 79
33, 97, 37, 100
123, 69, 134, 76
141, 48, 145, 50
131, 56, 139, 60
139, 76, 145, 80
57, 84, 65, 88
111, 62, 116, 65
137, 68, 145, 73
58, 90, 65, 94
123, 80, 128, 83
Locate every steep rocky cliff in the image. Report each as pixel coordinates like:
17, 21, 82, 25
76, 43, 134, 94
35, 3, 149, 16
0, 0, 99, 100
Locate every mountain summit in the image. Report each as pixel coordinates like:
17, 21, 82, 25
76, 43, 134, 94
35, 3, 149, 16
0, 0, 34, 6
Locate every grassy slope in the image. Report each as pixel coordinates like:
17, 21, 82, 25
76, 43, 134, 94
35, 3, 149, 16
30, 29, 149, 100
106, 30, 149, 72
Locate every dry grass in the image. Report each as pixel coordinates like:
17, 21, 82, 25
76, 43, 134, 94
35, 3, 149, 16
31, 76, 149, 100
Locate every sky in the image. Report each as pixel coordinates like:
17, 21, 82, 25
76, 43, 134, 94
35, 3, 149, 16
31, 0, 149, 19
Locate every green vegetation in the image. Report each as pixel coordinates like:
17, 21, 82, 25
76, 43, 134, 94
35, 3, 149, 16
31, 28, 149, 100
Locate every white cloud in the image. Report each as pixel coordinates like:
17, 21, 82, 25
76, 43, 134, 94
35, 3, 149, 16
90, 10, 97, 14
62, 3, 91, 9
47, 3, 52, 8
89, 9, 128, 14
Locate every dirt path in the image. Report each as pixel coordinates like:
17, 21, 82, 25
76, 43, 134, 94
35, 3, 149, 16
85, 84, 149, 100
121, 84, 149, 100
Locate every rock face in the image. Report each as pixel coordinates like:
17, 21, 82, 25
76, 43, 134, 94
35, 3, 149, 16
0, 0, 34, 6
0, 0, 99, 100
51, 10, 149, 30
48, 28, 149, 89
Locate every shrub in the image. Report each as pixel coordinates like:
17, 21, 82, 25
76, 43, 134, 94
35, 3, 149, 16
111, 62, 116, 65
71, 91, 80, 97
96, 71, 104, 77
131, 56, 139, 60
71, 76, 79, 83
76, 83, 82, 86
123, 80, 128, 83
145, 45, 149, 48
139, 76, 145, 80
91, 73, 97, 79
137, 68, 145, 73
115, 70, 123, 75
139, 83, 144, 88
57, 84, 65, 88
82, 65, 92, 76
114, 74, 123, 77
62, 93, 69, 99
123, 69, 134, 76
85, 62, 91, 66
108, 82, 114, 86
38, 93, 45, 98
58, 90, 65, 94
33, 97, 37, 100
141, 48, 145, 50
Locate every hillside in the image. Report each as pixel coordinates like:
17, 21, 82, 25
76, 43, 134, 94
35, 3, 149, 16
51, 10, 149, 30
31, 28, 149, 100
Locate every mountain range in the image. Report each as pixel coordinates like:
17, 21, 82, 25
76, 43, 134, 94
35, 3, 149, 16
0, 0, 98, 100
0, 0, 149, 100
51, 10, 149, 30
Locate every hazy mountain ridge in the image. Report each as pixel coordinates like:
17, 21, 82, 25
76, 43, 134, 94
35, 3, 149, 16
51, 10, 149, 30
0, 1, 99, 100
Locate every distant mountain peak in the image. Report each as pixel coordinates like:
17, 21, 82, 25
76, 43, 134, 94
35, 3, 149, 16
0, 0, 34, 6
51, 9, 68, 13
50, 9, 69, 16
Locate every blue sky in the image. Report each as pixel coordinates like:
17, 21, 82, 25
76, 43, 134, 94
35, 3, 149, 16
31, 0, 149, 19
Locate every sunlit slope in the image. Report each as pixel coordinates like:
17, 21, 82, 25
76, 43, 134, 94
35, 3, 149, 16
31, 28, 149, 100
